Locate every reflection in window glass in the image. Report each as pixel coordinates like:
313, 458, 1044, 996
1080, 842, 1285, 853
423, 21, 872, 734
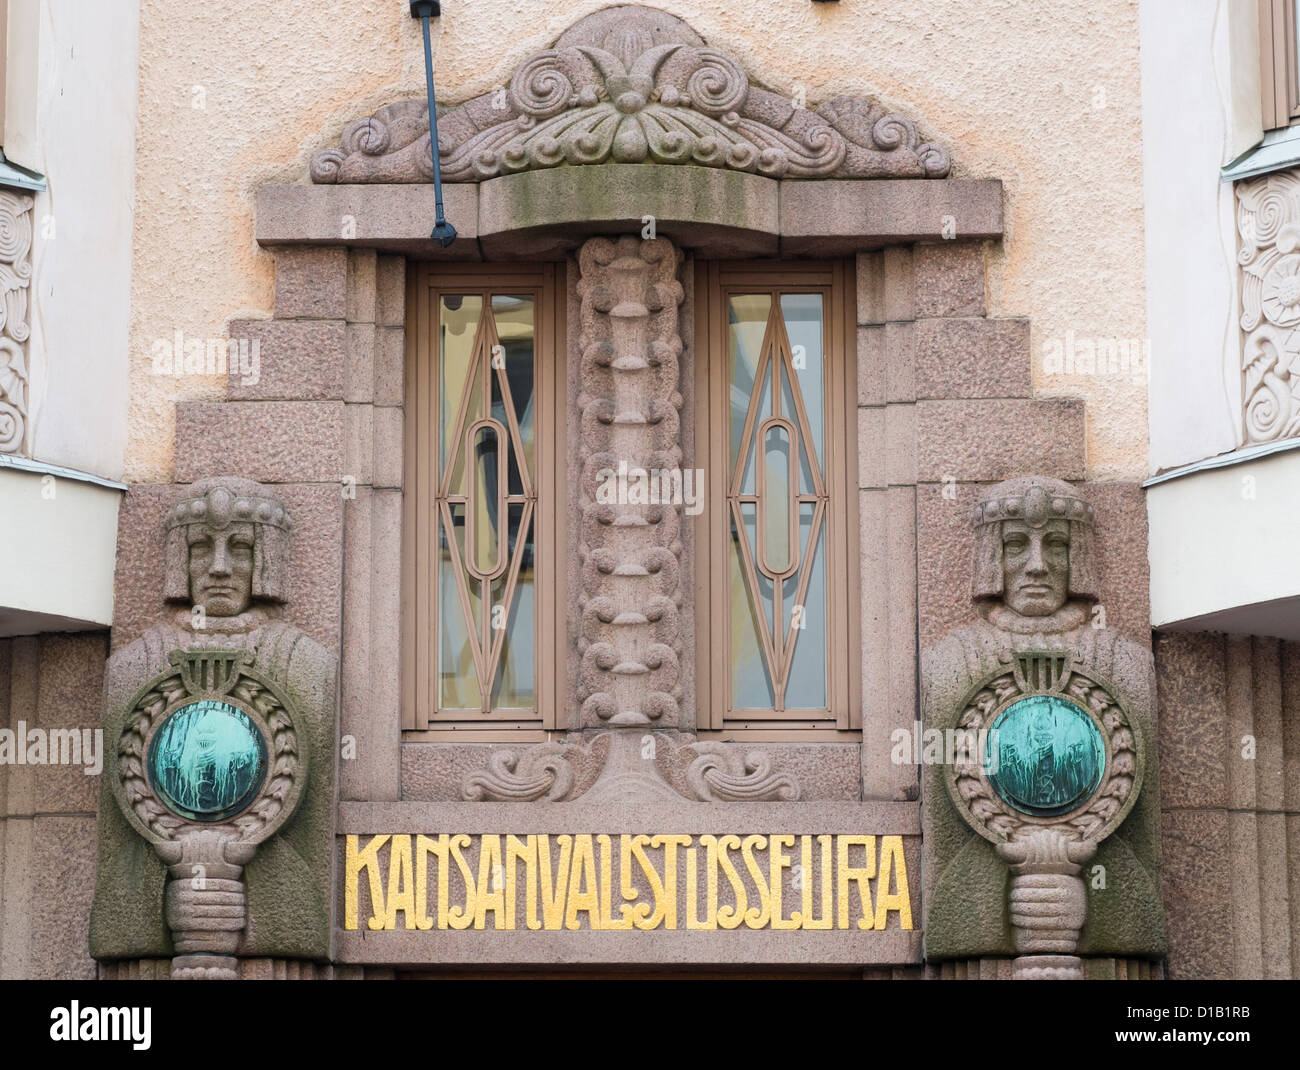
436, 293, 536, 713
726, 291, 828, 714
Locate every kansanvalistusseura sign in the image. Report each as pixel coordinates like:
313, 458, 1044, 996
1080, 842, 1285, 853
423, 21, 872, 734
344, 833, 913, 932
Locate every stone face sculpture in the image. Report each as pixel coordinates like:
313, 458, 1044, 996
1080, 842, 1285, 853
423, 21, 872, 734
310, 7, 950, 184
90, 477, 337, 979
921, 476, 1164, 978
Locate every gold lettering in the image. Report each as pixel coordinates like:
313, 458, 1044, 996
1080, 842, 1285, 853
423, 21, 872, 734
506, 834, 538, 931
630, 835, 668, 930
344, 833, 389, 932
347, 830, 909, 935
650, 835, 691, 931
874, 835, 913, 930
802, 835, 833, 930
715, 835, 747, 929
687, 836, 719, 930
446, 834, 476, 931
596, 835, 631, 930
620, 834, 651, 928
538, 834, 573, 931
413, 834, 444, 930
565, 834, 600, 930
384, 834, 416, 930
770, 833, 800, 929
473, 835, 506, 930
837, 835, 876, 930
741, 835, 771, 929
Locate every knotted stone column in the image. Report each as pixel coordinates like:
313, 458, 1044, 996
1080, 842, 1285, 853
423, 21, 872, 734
575, 235, 686, 729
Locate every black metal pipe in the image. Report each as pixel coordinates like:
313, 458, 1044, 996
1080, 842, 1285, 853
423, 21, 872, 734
410, 1, 457, 247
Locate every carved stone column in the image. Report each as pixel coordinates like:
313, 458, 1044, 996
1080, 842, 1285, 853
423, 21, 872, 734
575, 235, 686, 729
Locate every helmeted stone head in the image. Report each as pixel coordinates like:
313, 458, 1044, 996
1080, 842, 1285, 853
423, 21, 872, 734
970, 476, 1097, 617
163, 476, 292, 616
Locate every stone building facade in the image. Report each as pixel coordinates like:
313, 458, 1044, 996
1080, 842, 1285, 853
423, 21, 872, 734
0, 1, 1295, 980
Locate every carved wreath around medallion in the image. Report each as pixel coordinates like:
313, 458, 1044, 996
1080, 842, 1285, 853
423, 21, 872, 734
943, 660, 1143, 845
116, 655, 304, 845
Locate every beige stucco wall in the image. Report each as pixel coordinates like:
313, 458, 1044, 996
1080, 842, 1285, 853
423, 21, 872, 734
126, 0, 1149, 483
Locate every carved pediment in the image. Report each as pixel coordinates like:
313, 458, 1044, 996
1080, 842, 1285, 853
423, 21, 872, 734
311, 7, 950, 184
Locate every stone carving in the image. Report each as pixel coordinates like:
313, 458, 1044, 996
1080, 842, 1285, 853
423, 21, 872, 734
310, 8, 949, 184
948, 660, 1141, 844
996, 828, 1095, 979
92, 477, 338, 980
922, 477, 1163, 978
458, 733, 804, 803
1237, 170, 1300, 443
683, 742, 801, 802
0, 190, 33, 454
575, 235, 685, 727
460, 735, 608, 801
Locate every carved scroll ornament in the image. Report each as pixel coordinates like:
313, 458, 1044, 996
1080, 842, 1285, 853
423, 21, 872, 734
0, 190, 33, 454
1237, 169, 1300, 443
311, 9, 950, 184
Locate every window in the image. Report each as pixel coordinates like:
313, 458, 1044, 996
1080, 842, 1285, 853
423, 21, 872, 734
1260, 0, 1300, 130
694, 261, 860, 733
402, 264, 564, 734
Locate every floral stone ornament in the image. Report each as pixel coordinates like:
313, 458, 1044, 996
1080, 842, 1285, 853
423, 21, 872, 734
921, 476, 1164, 979
91, 477, 338, 979
310, 7, 950, 184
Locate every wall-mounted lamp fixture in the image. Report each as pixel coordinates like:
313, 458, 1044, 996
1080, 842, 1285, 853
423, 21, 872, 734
410, 1, 457, 247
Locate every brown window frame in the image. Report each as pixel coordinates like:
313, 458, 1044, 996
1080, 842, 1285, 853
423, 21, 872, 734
693, 259, 861, 736
401, 263, 565, 737
1260, 0, 1300, 130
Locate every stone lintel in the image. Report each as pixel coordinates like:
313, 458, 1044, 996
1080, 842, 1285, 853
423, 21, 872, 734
255, 170, 1003, 259
337, 798, 921, 833
334, 926, 923, 966
256, 184, 483, 259
780, 179, 1004, 254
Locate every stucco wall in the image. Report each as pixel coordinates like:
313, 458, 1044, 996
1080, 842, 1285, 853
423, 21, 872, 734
126, 0, 1149, 483
11, 1, 138, 479
1139, 0, 1261, 474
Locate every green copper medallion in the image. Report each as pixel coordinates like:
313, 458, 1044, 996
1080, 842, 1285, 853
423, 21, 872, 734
985, 695, 1105, 817
147, 699, 267, 822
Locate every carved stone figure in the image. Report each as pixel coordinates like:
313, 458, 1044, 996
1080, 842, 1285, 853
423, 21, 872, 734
310, 8, 950, 185
921, 476, 1164, 978
91, 477, 337, 979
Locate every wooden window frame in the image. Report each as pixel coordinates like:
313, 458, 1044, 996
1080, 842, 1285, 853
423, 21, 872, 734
402, 263, 565, 737
693, 259, 861, 736
1260, 0, 1300, 130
